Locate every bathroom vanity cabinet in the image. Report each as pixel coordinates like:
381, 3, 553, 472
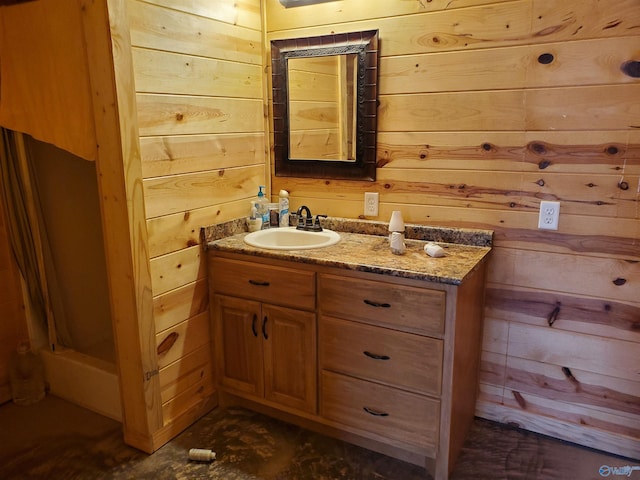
208, 234, 490, 480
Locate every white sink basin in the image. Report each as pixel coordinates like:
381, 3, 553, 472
244, 227, 340, 250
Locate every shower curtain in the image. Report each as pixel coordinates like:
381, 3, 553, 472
0, 128, 72, 350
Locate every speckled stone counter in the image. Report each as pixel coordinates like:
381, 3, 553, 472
204, 217, 492, 285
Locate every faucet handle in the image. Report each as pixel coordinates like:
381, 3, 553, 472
312, 214, 327, 231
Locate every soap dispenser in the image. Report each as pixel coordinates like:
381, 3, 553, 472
388, 210, 406, 255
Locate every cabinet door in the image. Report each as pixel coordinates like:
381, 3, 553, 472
213, 295, 263, 397
262, 304, 317, 414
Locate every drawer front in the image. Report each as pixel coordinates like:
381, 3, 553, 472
319, 316, 442, 396
321, 370, 439, 453
211, 257, 315, 310
318, 274, 445, 336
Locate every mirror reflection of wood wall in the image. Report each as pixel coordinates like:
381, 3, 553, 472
288, 54, 357, 162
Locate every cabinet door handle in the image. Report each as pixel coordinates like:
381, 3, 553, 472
363, 299, 391, 308
249, 279, 270, 287
363, 407, 389, 417
262, 316, 269, 340
251, 314, 258, 337
363, 351, 390, 361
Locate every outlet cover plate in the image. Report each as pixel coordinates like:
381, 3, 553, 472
364, 192, 379, 217
538, 200, 560, 230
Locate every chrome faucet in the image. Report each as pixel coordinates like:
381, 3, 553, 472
296, 205, 325, 232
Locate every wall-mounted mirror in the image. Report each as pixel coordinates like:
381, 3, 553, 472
271, 30, 379, 181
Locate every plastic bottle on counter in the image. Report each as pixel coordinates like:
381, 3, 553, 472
278, 190, 290, 227
248, 200, 262, 232
255, 185, 269, 229
9, 341, 46, 406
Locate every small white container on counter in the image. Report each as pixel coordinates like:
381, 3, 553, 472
425, 242, 446, 258
390, 232, 406, 255
388, 211, 406, 255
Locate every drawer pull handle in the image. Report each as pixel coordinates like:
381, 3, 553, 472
249, 279, 270, 287
363, 299, 391, 308
251, 314, 258, 337
363, 351, 390, 361
262, 316, 269, 340
363, 407, 389, 417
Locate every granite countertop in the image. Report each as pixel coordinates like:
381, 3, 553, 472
204, 217, 492, 286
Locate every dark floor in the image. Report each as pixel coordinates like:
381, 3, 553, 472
0, 395, 635, 479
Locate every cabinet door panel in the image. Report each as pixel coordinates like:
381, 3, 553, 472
263, 304, 317, 414
213, 295, 263, 396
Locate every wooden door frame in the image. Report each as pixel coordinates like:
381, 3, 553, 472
81, 0, 161, 452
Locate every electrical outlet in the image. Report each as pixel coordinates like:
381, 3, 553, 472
364, 192, 379, 217
538, 200, 560, 230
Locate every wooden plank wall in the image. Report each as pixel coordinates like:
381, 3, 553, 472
265, 0, 640, 458
126, 0, 266, 426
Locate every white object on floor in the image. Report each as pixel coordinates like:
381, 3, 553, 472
188, 448, 216, 462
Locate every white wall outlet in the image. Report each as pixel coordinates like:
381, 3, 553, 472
364, 192, 379, 217
538, 200, 560, 230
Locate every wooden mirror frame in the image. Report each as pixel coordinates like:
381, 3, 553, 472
271, 30, 379, 181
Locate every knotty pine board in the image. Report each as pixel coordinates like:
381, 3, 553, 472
378, 85, 640, 133
146, 199, 250, 258
153, 278, 209, 334
159, 344, 214, 405
272, 169, 637, 217
376, 131, 640, 174
135, 95, 264, 137
157, 325, 215, 423
132, 48, 263, 98
266, 0, 640, 55
380, 37, 640, 95
477, 399, 640, 460
155, 310, 210, 369
144, 0, 262, 31
485, 285, 640, 343
142, 164, 264, 219
501, 389, 640, 440
487, 248, 638, 302
505, 356, 640, 420
149, 245, 206, 298
268, 188, 639, 254
140, 133, 265, 178
265, 0, 513, 31
127, 0, 262, 65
